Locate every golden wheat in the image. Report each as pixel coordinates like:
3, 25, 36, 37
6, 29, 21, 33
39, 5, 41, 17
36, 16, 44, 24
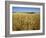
12, 13, 40, 31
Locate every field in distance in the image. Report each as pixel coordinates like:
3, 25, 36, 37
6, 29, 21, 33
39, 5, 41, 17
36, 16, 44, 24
12, 12, 40, 31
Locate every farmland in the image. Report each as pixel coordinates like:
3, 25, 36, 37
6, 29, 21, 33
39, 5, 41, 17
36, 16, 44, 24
12, 13, 40, 31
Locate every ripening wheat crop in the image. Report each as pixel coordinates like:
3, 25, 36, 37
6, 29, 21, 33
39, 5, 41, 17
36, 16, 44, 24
12, 13, 40, 31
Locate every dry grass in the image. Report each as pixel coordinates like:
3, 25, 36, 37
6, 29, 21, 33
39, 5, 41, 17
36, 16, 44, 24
12, 13, 40, 31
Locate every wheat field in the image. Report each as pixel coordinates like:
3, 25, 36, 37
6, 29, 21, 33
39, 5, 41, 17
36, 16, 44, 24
12, 13, 40, 31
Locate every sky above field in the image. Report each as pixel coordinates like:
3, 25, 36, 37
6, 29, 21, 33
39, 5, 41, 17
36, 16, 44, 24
12, 7, 40, 13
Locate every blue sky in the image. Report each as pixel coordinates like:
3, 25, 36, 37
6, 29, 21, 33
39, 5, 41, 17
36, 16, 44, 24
12, 7, 40, 13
